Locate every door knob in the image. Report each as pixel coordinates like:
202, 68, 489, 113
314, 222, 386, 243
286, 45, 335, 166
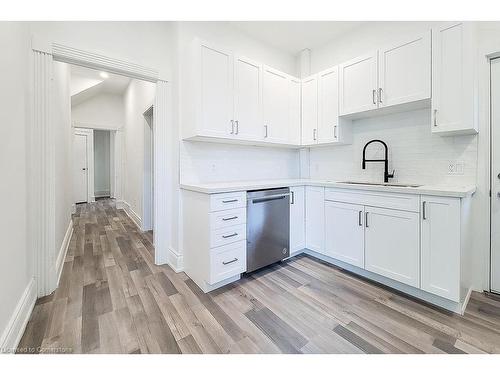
82, 168, 86, 170
497, 172, 500, 179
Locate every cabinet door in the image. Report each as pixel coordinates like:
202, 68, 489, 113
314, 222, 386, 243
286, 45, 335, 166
263, 66, 289, 143
325, 201, 364, 268
365, 207, 419, 287
301, 75, 318, 145
290, 186, 305, 254
318, 66, 339, 144
431, 22, 477, 135
339, 53, 378, 115
378, 31, 431, 108
289, 78, 301, 145
421, 196, 460, 301
233, 56, 262, 140
199, 42, 234, 137
305, 186, 325, 253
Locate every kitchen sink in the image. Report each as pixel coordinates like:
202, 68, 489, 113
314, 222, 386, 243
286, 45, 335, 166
336, 181, 422, 188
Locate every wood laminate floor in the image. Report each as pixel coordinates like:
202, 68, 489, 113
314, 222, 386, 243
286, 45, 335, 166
18, 199, 500, 354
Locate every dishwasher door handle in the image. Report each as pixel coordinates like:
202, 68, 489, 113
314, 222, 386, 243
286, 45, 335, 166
249, 193, 290, 204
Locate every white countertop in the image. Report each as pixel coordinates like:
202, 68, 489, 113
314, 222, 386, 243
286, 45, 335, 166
180, 179, 476, 198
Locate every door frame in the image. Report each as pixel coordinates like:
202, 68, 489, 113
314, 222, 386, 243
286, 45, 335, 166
73, 127, 94, 204
30, 36, 172, 297
142, 105, 154, 233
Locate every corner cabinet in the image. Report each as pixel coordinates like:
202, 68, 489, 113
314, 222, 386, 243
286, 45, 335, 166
431, 22, 478, 135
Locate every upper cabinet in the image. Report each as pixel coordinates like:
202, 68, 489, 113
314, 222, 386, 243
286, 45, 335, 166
431, 22, 478, 135
184, 39, 301, 146
301, 75, 318, 145
340, 32, 431, 117
339, 53, 379, 115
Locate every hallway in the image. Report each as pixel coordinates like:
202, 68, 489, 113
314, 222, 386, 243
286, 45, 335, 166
17, 200, 500, 354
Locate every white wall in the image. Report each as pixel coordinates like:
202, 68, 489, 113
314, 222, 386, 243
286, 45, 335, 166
123, 79, 156, 219
0, 22, 32, 348
71, 93, 124, 129
177, 22, 300, 185
94, 130, 111, 197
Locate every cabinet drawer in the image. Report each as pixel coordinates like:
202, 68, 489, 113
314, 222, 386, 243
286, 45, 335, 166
325, 188, 419, 212
209, 241, 246, 284
210, 192, 246, 212
210, 207, 246, 230
210, 224, 246, 248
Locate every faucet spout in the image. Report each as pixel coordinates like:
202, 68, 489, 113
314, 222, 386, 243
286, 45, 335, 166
362, 139, 394, 183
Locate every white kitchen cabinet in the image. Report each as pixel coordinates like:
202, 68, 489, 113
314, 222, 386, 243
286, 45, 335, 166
421, 196, 461, 301
263, 65, 290, 143
325, 201, 364, 268
198, 41, 234, 138
339, 53, 378, 115
233, 56, 263, 140
378, 31, 431, 108
305, 186, 325, 254
318, 66, 339, 144
301, 75, 318, 145
289, 78, 301, 145
290, 186, 305, 254
431, 22, 478, 135
364, 207, 420, 288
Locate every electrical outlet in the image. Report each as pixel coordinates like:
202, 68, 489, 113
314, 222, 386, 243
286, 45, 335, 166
448, 161, 465, 175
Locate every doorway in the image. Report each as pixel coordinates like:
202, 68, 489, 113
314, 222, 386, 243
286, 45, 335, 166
491, 57, 500, 293
73, 128, 93, 204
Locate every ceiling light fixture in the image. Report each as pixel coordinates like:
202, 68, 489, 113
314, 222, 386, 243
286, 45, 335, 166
100, 72, 109, 79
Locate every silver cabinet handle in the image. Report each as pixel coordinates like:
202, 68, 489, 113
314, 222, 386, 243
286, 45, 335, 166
422, 201, 427, 220
222, 216, 238, 221
313, 129, 317, 141
222, 258, 238, 265
222, 199, 238, 203
378, 88, 383, 103
230, 120, 234, 134
365, 212, 369, 228
264, 125, 268, 138
372, 89, 377, 105
235, 120, 239, 134
291, 190, 295, 204
222, 233, 238, 239
333, 125, 337, 139
433, 109, 438, 127
358, 210, 363, 226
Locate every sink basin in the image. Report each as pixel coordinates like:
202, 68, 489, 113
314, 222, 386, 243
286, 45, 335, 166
336, 181, 422, 188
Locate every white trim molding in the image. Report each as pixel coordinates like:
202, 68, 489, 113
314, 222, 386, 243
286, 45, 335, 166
167, 247, 184, 273
0, 278, 37, 353
120, 201, 143, 230
55, 220, 73, 286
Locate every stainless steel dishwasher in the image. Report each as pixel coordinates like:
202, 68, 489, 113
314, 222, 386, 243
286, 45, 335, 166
246, 187, 290, 273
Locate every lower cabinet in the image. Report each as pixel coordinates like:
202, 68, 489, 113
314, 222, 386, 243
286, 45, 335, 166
364, 207, 420, 288
325, 201, 364, 268
421, 195, 461, 301
305, 186, 325, 253
290, 186, 305, 254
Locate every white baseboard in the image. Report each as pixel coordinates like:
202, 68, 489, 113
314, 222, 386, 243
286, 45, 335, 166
120, 200, 142, 230
167, 247, 183, 272
55, 219, 73, 286
0, 278, 36, 353
461, 287, 473, 315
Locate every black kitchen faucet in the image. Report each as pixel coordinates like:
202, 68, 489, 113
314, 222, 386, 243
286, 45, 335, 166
362, 139, 395, 183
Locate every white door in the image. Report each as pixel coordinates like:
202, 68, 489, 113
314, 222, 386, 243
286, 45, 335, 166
491, 57, 500, 293
301, 75, 318, 145
364, 207, 419, 287
233, 56, 262, 140
421, 196, 461, 301
288, 78, 301, 145
290, 186, 305, 254
318, 66, 339, 144
339, 53, 378, 115
74, 134, 88, 203
305, 186, 325, 254
263, 66, 289, 143
431, 22, 476, 134
378, 31, 431, 108
199, 42, 234, 138
325, 201, 364, 268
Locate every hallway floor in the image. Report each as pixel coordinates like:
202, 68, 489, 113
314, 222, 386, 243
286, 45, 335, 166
17, 199, 500, 353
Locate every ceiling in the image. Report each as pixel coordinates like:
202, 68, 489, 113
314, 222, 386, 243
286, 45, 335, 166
229, 21, 364, 54
70, 65, 130, 106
